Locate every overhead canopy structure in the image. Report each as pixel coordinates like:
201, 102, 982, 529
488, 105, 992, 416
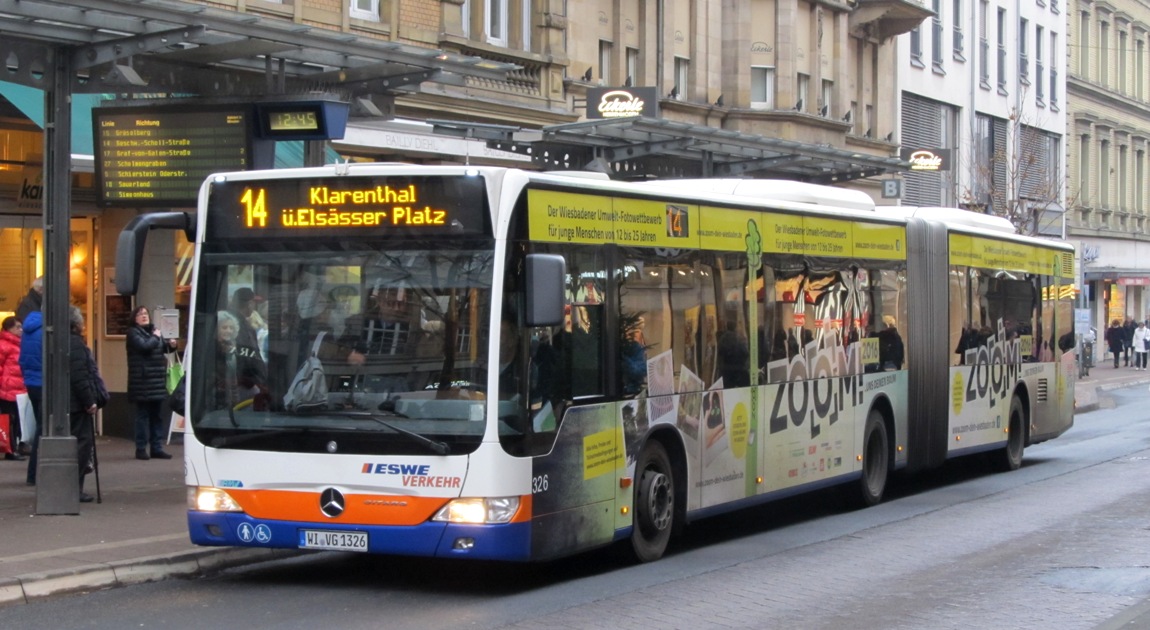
431, 117, 912, 184
0, 0, 515, 98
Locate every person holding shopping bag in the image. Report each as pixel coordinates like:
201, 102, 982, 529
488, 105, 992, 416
125, 306, 177, 460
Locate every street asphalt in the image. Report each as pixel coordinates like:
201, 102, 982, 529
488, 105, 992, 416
0, 362, 1147, 613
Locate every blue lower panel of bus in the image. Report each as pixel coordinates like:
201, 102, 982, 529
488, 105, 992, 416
188, 511, 533, 560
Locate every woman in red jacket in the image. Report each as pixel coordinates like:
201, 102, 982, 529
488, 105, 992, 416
0, 316, 27, 460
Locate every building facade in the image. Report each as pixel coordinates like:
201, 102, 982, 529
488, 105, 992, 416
896, 0, 1067, 231
1068, 0, 1150, 332
0, 0, 928, 435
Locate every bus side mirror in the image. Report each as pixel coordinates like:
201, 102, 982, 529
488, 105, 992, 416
115, 212, 194, 296
525, 254, 565, 327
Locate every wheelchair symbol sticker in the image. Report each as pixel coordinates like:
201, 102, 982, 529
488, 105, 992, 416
238, 523, 272, 544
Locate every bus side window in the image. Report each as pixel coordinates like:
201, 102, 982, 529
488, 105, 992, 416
570, 304, 605, 397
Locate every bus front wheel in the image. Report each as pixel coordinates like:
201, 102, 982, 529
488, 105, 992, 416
630, 440, 674, 562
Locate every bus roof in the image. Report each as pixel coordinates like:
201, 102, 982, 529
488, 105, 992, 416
874, 206, 1016, 234
634, 178, 876, 212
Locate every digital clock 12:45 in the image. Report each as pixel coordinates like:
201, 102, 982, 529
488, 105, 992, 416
269, 110, 319, 131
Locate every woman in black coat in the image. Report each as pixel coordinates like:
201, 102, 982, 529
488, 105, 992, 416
68, 305, 103, 503
1105, 319, 1125, 369
125, 306, 177, 461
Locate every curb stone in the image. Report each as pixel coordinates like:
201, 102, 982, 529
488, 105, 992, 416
0, 548, 296, 608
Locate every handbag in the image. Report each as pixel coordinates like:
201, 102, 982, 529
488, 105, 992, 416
16, 392, 34, 446
0, 413, 10, 454
166, 352, 185, 394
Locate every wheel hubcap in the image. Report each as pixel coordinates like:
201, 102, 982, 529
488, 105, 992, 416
640, 468, 672, 533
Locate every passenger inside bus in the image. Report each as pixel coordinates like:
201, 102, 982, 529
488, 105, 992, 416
877, 316, 905, 370
214, 310, 268, 411
498, 318, 538, 407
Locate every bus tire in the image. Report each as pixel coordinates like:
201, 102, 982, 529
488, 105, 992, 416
629, 440, 674, 563
851, 409, 889, 508
990, 396, 1025, 472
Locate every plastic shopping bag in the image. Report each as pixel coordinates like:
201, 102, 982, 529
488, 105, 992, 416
166, 352, 185, 394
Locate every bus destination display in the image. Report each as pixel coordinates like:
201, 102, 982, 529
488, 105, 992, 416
94, 106, 253, 207
206, 175, 491, 239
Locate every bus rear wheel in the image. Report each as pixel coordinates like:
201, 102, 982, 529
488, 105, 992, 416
851, 410, 889, 508
990, 396, 1025, 472
630, 441, 674, 562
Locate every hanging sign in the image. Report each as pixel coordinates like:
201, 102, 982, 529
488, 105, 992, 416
585, 87, 659, 119
899, 148, 953, 172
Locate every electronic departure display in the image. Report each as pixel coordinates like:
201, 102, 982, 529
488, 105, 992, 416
93, 105, 254, 207
205, 175, 492, 239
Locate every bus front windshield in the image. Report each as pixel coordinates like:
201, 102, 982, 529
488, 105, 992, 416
189, 241, 495, 456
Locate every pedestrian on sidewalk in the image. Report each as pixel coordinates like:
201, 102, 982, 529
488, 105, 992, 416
1124, 317, 1136, 367
1133, 321, 1150, 371
1106, 319, 1125, 369
125, 306, 177, 461
68, 306, 104, 503
0, 317, 26, 461
14, 276, 42, 324
19, 305, 43, 486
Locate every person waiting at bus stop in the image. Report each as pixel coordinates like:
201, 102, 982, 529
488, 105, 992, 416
125, 306, 178, 460
68, 306, 105, 503
1106, 319, 1125, 369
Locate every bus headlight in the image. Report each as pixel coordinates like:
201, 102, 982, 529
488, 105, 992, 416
431, 497, 520, 524
189, 487, 244, 512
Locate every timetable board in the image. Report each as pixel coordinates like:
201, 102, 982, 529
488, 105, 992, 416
94, 105, 254, 207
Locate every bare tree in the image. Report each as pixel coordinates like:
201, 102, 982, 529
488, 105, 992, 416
957, 96, 1072, 236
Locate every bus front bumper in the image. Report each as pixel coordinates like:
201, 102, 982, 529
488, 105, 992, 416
188, 511, 532, 561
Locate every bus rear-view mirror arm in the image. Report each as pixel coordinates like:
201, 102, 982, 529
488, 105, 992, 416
525, 254, 565, 327
115, 212, 195, 296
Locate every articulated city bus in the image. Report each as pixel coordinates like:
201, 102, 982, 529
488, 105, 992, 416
115, 165, 1075, 562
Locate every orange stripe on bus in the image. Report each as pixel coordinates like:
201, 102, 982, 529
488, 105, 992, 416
226, 490, 535, 526
228, 489, 449, 526
510, 494, 532, 523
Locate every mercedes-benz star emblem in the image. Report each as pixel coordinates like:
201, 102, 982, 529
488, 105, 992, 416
319, 488, 345, 518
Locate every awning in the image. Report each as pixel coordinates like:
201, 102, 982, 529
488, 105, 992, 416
431, 117, 911, 183
0, 0, 516, 98
0, 81, 101, 155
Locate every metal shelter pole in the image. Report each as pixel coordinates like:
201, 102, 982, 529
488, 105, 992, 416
36, 44, 79, 515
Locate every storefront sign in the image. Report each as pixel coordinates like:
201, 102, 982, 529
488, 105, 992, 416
16, 166, 42, 212
1117, 277, 1150, 285
899, 148, 952, 172
586, 87, 658, 119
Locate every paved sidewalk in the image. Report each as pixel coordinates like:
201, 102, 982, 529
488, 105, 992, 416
0, 433, 290, 608
0, 365, 1146, 609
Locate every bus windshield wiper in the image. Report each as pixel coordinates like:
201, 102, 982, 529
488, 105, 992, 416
341, 411, 450, 455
